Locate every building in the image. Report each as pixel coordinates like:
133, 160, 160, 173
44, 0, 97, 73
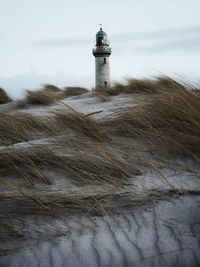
93, 27, 112, 88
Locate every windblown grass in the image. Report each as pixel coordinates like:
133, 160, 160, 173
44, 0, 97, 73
92, 86, 118, 101
41, 84, 61, 92
55, 106, 107, 141
63, 87, 89, 97
16, 84, 62, 108
0, 140, 136, 186
0, 88, 12, 104
0, 105, 138, 186
107, 83, 200, 155
0, 181, 128, 219
0, 111, 57, 145
25, 84, 64, 105
26, 88, 63, 105
0, 180, 185, 218
113, 76, 186, 94
0, 147, 51, 184
92, 78, 158, 101
18, 85, 88, 106
0, 107, 108, 145
112, 78, 160, 94
93, 76, 189, 96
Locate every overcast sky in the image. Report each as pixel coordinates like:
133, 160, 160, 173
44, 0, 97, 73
0, 0, 199, 97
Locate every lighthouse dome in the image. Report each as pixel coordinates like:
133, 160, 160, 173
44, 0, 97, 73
96, 28, 109, 46
96, 29, 107, 38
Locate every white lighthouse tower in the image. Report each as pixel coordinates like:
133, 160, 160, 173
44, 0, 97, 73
93, 26, 112, 88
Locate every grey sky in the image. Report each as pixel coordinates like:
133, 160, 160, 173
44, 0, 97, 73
0, 0, 199, 97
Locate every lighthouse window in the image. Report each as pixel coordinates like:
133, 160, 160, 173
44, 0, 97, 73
104, 58, 106, 64
104, 81, 107, 87
97, 37, 103, 45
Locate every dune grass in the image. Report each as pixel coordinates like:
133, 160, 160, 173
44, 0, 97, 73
112, 76, 188, 94
0, 147, 51, 184
26, 88, 64, 105
92, 76, 190, 97
17, 85, 89, 107
0, 179, 185, 220
16, 76, 188, 106
63, 87, 89, 97
0, 181, 131, 217
0, 103, 138, 187
112, 78, 160, 94
0, 106, 108, 145
0, 137, 136, 186
106, 82, 200, 155
41, 84, 61, 92
0, 111, 58, 145
55, 106, 107, 141
92, 87, 117, 101
0, 88, 12, 104
22, 84, 63, 106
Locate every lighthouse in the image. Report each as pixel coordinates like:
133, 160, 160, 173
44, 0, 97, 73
93, 27, 112, 88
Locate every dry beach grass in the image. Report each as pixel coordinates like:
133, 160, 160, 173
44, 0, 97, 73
55, 107, 107, 141
0, 106, 105, 145
0, 111, 57, 145
92, 76, 193, 98
16, 85, 89, 107
0, 139, 135, 186
26, 88, 63, 105
0, 88, 12, 104
106, 82, 200, 155
63, 87, 89, 97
